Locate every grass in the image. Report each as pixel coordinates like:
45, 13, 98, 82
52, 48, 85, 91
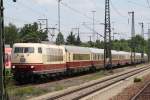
83, 70, 106, 81
54, 85, 65, 91
5, 75, 48, 100
7, 86, 48, 100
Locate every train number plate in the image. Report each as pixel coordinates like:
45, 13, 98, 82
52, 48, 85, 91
20, 58, 26, 63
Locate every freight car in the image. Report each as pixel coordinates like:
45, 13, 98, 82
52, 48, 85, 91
11, 43, 148, 82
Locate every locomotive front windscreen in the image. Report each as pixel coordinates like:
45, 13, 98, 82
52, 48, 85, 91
14, 47, 34, 53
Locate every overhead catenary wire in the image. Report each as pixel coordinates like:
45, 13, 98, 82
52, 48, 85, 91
82, 22, 104, 38
128, 0, 150, 9
146, 0, 150, 8
110, 0, 128, 18
88, 0, 97, 10
5, 17, 31, 24
60, 2, 92, 20
57, 0, 100, 22
5, 0, 58, 24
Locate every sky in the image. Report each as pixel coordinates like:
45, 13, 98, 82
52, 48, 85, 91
4, 0, 150, 42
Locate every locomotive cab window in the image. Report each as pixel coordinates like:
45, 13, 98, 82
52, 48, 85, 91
38, 47, 42, 53
24, 47, 34, 53
14, 47, 34, 53
14, 47, 23, 53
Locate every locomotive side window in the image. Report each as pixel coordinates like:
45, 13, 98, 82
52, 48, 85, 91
38, 47, 42, 53
46, 48, 63, 62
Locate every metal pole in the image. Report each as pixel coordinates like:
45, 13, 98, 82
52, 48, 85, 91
0, 0, 4, 99
46, 19, 48, 35
128, 11, 135, 64
72, 27, 80, 36
92, 11, 96, 42
38, 19, 48, 35
139, 22, 144, 62
112, 22, 115, 40
104, 0, 112, 69
58, 0, 61, 33
139, 22, 144, 38
0, 1, 16, 99
148, 28, 150, 62
49, 27, 56, 42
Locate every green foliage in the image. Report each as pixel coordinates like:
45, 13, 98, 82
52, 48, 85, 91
56, 32, 65, 45
19, 22, 48, 43
75, 35, 81, 45
95, 40, 104, 48
145, 39, 150, 61
66, 31, 76, 45
8, 86, 48, 100
4, 23, 20, 47
5, 22, 48, 45
112, 39, 130, 51
134, 77, 142, 83
129, 35, 146, 53
54, 85, 64, 91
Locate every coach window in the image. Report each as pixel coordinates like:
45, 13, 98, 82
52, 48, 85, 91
38, 47, 42, 53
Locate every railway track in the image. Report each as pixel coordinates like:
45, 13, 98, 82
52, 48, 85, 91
41, 64, 150, 100
131, 82, 150, 100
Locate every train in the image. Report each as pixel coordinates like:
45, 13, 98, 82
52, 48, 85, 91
11, 43, 148, 82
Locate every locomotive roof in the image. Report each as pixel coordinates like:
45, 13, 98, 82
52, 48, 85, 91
13, 43, 44, 47
89, 48, 104, 54
64, 45, 91, 54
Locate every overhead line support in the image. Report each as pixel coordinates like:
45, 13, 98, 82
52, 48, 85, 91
128, 11, 136, 64
104, 0, 112, 69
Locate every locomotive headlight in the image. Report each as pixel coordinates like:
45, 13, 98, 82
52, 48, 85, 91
31, 66, 34, 69
12, 66, 15, 69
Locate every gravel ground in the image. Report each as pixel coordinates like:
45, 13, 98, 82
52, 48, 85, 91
111, 73, 150, 100
34, 66, 136, 92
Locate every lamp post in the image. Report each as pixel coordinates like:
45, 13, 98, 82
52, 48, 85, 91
0, 0, 16, 99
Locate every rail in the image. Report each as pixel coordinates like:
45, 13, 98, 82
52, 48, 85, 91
131, 82, 150, 100
45, 64, 150, 100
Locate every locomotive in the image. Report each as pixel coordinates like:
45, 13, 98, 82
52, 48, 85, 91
11, 43, 148, 82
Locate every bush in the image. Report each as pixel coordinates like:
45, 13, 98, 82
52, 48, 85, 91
134, 77, 142, 83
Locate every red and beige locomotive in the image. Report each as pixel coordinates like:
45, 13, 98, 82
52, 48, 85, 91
11, 43, 148, 81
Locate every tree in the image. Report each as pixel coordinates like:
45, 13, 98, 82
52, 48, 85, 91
66, 31, 76, 45
75, 35, 81, 45
5, 23, 20, 47
95, 40, 101, 48
56, 32, 65, 45
146, 39, 150, 61
129, 35, 146, 53
19, 22, 48, 43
